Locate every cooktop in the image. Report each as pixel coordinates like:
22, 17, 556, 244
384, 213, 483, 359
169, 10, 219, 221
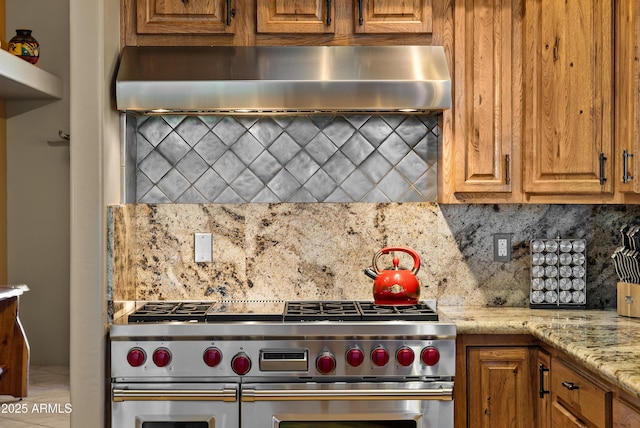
126, 300, 439, 323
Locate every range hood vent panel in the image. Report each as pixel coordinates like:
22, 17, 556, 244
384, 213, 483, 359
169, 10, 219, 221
115, 46, 451, 113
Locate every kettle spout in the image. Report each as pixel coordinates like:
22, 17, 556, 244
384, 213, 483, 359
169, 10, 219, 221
364, 267, 378, 280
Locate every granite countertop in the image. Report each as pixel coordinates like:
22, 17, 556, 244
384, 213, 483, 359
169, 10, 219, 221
0, 284, 29, 301
440, 306, 640, 398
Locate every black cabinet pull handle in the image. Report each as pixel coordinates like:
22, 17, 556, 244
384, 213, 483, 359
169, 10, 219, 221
226, 0, 234, 26
326, 0, 332, 25
358, 0, 364, 25
539, 364, 550, 398
505, 154, 511, 185
599, 152, 607, 185
561, 380, 579, 391
623, 150, 634, 184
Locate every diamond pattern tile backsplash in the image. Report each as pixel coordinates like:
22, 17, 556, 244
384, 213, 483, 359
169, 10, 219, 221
133, 114, 440, 203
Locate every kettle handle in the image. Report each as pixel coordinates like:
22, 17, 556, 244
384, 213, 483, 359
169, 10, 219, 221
372, 247, 421, 275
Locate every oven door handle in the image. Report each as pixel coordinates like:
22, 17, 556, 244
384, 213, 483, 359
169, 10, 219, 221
113, 387, 238, 402
241, 387, 453, 402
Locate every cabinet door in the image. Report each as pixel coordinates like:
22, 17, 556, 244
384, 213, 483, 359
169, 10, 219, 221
467, 347, 534, 428
136, 0, 235, 34
537, 350, 552, 428
615, 0, 640, 194
450, 0, 523, 198
256, 0, 334, 33
523, 0, 613, 195
354, 0, 432, 34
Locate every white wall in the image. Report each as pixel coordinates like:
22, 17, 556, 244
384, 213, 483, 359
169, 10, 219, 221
69, 0, 120, 426
8, 0, 121, 425
6, 0, 70, 366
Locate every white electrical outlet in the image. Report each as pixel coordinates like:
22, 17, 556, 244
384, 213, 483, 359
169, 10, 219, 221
494, 233, 512, 262
194, 233, 212, 263
498, 239, 508, 257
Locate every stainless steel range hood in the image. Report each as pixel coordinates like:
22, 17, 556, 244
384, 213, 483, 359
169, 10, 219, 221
115, 45, 451, 114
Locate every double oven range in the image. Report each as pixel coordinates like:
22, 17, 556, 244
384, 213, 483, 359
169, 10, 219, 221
110, 300, 456, 428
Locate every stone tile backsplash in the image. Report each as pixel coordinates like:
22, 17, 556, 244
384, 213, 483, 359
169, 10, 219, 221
109, 202, 640, 317
109, 113, 637, 316
131, 114, 439, 203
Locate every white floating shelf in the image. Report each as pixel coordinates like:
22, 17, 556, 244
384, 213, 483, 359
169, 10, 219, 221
0, 48, 63, 117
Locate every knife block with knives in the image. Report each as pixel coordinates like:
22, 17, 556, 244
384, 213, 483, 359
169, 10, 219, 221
614, 225, 640, 318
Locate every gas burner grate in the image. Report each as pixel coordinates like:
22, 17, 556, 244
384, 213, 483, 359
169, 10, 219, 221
283, 301, 438, 322
127, 300, 440, 323
284, 301, 362, 321
128, 302, 213, 323
357, 302, 439, 321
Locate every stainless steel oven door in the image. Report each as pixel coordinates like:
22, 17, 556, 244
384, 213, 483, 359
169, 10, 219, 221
240, 381, 453, 428
111, 383, 239, 428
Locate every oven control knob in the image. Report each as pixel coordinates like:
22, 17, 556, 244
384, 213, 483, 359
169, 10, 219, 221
421, 347, 440, 366
346, 348, 364, 367
231, 353, 251, 375
203, 347, 222, 367
371, 347, 390, 367
316, 352, 336, 374
396, 347, 415, 367
152, 348, 172, 367
126, 347, 146, 367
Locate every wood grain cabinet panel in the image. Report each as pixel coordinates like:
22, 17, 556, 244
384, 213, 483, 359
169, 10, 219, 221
537, 350, 552, 428
523, 0, 613, 195
354, 0, 432, 34
256, 0, 335, 33
551, 401, 589, 428
613, 397, 640, 427
467, 347, 534, 428
136, 0, 235, 34
447, 0, 523, 201
615, 0, 640, 196
551, 358, 611, 428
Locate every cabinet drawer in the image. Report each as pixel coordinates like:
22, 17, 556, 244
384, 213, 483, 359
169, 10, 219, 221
613, 397, 640, 427
551, 359, 611, 428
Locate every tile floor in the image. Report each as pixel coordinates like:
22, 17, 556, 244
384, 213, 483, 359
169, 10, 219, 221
0, 366, 70, 428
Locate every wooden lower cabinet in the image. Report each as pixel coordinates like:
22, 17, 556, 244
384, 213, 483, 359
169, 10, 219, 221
455, 335, 539, 428
613, 397, 640, 427
537, 349, 552, 428
467, 347, 534, 428
551, 358, 611, 428
552, 401, 589, 428
456, 335, 621, 428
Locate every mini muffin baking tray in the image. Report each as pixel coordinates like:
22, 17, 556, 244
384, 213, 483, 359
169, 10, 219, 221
530, 238, 586, 309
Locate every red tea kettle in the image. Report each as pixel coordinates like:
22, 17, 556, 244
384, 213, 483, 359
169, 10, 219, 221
363, 246, 421, 305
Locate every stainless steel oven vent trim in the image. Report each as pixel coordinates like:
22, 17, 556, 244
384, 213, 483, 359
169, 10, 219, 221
115, 46, 451, 113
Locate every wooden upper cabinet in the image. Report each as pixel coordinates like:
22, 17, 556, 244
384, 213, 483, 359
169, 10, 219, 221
449, 0, 523, 200
523, 0, 613, 195
256, 0, 335, 33
354, 0, 432, 34
136, 0, 235, 34
615, 0, 640, 195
